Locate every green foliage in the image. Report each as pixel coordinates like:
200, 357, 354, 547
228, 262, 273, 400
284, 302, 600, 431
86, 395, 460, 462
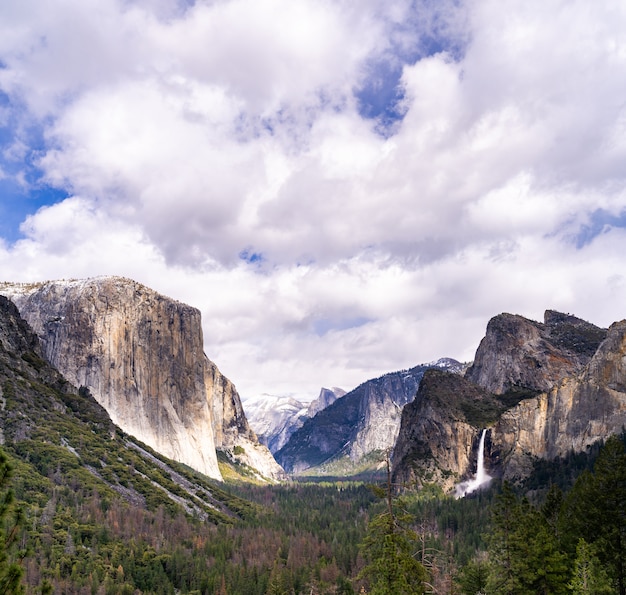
456, 555, 489, 595
496, 385, 542, 409
479, 436, 626, 595
486, 482, 569, 595
0, 449, 24, 594
19, 351, 46, 372
359, 462, 427, 595
360, 510, 427, 594
416, 369, 509, 427
561, 435, 626, 594
568, 539, 613, 595
3, 295, 626, 594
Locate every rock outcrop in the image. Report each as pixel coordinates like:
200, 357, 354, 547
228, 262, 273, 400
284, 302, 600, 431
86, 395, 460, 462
276, 358, 464, 475
0, 277, 284, 482
465, 310, 607, 394
491, 319, 626, 480
392, 369, 506, 490
392, 310, 616, 492
307, 387, 346, 418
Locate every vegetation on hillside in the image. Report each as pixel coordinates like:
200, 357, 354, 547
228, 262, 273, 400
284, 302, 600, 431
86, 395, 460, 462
1, 295, 625, 593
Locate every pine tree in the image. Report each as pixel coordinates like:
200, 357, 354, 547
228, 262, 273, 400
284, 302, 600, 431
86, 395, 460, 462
568, 539, 613, 595
486, 482, 569, 595
267, 559, 291, 595
563, 435, 626, 595
485, 483, 524, 595
456, 555, 489, 595
358, 458, 427, 595
0, 450, 24, 594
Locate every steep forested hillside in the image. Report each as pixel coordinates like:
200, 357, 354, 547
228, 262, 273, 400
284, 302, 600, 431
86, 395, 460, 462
1, 293, 625, 594
0, 294, 380, 594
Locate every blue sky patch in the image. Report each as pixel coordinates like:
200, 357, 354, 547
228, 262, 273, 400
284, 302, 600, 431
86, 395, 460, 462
239, 248, 265, 265
354, 60, 407, 135
354, 6, 468, 136
313, 315, 372, 336
0, 178, 69, 243
575, 208, 626, 248
0, 95, 70, 243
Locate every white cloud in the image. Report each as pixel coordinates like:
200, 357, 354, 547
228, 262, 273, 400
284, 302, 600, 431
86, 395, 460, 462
1, 0, 626, 401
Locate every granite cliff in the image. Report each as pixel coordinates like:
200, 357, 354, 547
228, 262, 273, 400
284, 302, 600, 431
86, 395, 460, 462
392, 310, 615, 491
0, 277, 284, 482
276, 358, 463, 476
0, 293, 254, 523
392, 369, 506, 490
464, 310, 607, 394
491, 318, 626, 480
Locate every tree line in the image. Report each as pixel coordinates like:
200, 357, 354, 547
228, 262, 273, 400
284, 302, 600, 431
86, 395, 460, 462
0, 434, 624, 593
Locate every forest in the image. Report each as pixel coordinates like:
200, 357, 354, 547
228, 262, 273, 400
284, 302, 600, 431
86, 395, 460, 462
0, 299, 622, 594
0, 431, 624, 594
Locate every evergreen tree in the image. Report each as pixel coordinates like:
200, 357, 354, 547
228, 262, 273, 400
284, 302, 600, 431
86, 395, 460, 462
486, 482, 569, 595
486, 483, 524, 595
456, 555, 489, 595
562, 435, 626, 595
568, 539, 613, 595
358, 458, 427, 595
267, 559, 291, 595
0, 450, 24, 594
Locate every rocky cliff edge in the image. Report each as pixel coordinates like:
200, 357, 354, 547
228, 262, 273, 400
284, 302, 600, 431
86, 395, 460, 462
0, 277, 284, 482
393, 310, 616, 492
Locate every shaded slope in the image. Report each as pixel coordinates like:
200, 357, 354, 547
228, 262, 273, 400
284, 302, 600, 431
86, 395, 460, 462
0, 294, 255, 523
0, 277, 284, 482
276, 359, 463, 475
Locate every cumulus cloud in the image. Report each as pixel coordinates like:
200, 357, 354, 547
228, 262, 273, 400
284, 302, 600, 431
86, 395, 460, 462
1, 0, 626, 399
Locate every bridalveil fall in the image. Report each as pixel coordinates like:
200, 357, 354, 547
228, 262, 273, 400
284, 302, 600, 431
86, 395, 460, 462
455, 429, 491, 498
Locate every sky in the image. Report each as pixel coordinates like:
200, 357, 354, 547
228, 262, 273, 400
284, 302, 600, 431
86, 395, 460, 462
1, 0, 626, 403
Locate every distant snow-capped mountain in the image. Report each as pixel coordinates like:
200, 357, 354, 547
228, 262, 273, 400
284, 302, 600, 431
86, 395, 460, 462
246, 387, 346, 453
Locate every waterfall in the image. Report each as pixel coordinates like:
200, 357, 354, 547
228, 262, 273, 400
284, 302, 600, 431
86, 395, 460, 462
455, 429, 492, 498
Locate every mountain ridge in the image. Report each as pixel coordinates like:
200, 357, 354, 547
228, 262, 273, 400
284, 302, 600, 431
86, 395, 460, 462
0, 276, 284, 482
275, 358, 464, 475
246, 386, 346, 453
392, 309, 616, 492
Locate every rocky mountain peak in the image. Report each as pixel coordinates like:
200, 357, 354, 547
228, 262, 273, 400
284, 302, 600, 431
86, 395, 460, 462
464, 310, 607, 395
276, 358, 464, 476
393, 309, 623, 492
307, 387, 346, 417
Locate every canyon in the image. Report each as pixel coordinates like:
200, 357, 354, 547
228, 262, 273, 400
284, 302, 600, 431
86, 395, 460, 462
1, 275, 624, 497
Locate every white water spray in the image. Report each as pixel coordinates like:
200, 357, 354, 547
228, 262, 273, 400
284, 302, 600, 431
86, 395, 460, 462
455, 429, 492, 498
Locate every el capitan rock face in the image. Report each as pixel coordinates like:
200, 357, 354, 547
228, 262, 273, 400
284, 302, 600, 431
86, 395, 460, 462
0, 277, 284, 482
